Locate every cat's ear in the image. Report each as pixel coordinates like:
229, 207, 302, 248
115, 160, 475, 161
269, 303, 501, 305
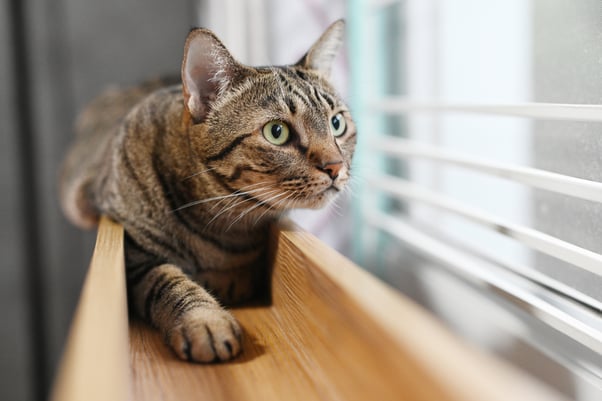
182, 28, 241, 121
297, 19, 345, 77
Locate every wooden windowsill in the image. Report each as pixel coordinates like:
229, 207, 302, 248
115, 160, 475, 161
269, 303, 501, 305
51, 217, 566, 401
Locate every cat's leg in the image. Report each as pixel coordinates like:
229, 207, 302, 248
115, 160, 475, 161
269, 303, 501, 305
129, 263, 243, 362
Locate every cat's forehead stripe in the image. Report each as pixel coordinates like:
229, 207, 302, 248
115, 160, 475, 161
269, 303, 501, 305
273, 70, 313, 110
319, 90, 336, 110
275, 68, 337, 112
284, 97, 297, 114
312, 86, 332, 110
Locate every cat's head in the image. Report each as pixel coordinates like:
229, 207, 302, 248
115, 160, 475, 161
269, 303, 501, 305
181, 20, 355, 211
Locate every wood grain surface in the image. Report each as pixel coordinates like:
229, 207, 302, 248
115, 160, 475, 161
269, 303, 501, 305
128, 221, 565, 401
51, 218, 565, 401
50, 216, 129, 401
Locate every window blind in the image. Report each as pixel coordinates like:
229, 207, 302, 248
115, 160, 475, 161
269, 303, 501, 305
360, 104, 602, 352
348, 0, 602, 392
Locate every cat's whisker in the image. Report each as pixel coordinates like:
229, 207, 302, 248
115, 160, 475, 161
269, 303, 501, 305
226, 190, 289, 231
272, 191, 303, 212
172, 193, 245, 212
330, 200, 344, 218
207, 189, 274, 224
206, 187, 282, 230
339, 180, 355, 196
237, 180, 276, 192
348, 182, 362, 199
205, 198, 251, 230
182, 167, 216, 181
228, 191, 288, 230
330, 196, 343, 211
209, 181, 275, 210
173, 181, 275, 213
208, 183, 278, 214
208, 190, 246, 213
340, 178, 363, 201
259, 190, 294, 214
348, 174, 370, 186
252, 191, 297, 226
282, 191, 303, 209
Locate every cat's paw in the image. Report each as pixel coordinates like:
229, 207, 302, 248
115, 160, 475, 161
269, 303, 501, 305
166, 307, 243, 363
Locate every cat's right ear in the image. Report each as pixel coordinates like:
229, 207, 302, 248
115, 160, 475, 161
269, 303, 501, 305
182, 28, 240, 122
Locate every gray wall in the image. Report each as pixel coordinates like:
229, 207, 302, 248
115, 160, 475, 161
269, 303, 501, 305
1, 1, 194, 400
1, 1, 31, 400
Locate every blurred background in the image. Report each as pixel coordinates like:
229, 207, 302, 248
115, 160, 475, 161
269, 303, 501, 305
1, 0, 601, 400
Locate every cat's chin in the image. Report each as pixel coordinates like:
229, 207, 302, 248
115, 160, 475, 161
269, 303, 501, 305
293, 187, 340, 210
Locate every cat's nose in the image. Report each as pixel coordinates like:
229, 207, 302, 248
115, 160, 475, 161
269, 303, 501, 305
319, 161, 343, 180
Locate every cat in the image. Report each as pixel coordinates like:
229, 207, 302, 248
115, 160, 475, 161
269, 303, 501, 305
59, 19, 356, 363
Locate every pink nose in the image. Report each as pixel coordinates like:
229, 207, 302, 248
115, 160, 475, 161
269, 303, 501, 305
320, 161, 343, 180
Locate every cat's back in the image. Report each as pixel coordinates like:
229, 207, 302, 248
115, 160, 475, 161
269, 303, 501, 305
60, 77, 180, 228
75, 77, 179, 139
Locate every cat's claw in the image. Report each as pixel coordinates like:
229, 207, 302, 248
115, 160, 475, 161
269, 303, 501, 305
167, 308, 242, 363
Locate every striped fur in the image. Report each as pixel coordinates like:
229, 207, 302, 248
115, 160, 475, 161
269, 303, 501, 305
59, 20, 355, 363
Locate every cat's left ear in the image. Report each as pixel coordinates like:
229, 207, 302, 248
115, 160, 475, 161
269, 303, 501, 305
182, 28, 242, 121
297, 19, 345, 77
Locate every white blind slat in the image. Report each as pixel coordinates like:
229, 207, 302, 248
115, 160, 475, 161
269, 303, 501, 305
367, 211, 602, 354
370, 138, 602, 203
369, 175, 602, 277
370, 98, 602, 122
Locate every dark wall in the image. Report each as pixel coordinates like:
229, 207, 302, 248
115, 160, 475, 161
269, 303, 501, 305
0, 1, 195, 400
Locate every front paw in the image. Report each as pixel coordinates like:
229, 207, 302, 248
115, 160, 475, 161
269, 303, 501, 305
167, 307, 243, 363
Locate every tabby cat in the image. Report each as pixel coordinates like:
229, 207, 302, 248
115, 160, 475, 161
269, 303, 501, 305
60, 20, 355, 363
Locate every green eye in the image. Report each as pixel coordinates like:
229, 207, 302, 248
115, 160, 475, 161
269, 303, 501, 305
262, 120, 290, 145
330, 113, 346, 137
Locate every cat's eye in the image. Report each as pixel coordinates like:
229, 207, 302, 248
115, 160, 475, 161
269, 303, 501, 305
262, 120, 290, 145
330, 113, 347, 137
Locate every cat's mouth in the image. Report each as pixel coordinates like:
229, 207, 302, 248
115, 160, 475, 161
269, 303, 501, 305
259, 177, 347, 211
301, 184, 343, 209
327, 184, 341, 192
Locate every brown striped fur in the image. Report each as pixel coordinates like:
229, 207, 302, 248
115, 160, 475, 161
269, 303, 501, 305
59, 20, 355, 363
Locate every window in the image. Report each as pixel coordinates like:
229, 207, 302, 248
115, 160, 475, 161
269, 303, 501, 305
348, 1, 602, 399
